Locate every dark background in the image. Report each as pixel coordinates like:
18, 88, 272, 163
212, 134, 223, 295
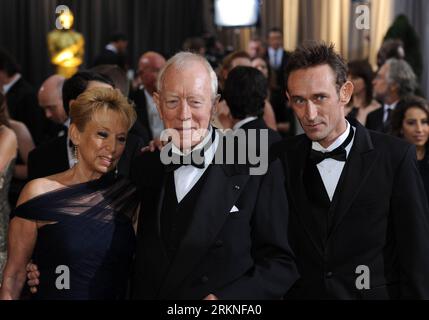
0, 0, 206, 86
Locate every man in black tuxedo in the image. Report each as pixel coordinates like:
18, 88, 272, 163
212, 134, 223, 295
264, 28, 294, 136
131, 52, 298, 300
93, 33, 128, 70
223, 65, 281, 147
28, 71, 144, 180
366, 58, 417, 133
273, 43, 429, 299
129, 51, 166, 142
0, 49, 47, 145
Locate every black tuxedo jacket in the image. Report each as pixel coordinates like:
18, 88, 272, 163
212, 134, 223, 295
130, 142, 299, 299
129, 88, 153, 141
27, 132, 145, 180
365, 107, 384, 132
273, 120, 429, 299
240, 117, 282, 146
265, 49, 289, 89
6, 78, 47, 145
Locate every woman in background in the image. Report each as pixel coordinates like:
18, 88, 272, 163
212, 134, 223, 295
346, 60, 381, 125
0, 93, 18, 282
391, 96, 429, 201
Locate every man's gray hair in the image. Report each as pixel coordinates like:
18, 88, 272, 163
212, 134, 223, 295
156, 52, 218, 100
386, 58, 418, 97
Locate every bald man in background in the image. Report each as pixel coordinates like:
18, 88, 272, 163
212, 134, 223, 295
130, 52, 166, 142
38, 75, 68, 137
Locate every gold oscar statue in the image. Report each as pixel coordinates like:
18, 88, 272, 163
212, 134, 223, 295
47, 9, 84, 78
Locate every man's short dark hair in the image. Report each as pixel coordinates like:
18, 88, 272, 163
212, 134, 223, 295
223, 66, 267, 120
62, 71, 114, 116
0, 48, 20, 76
285, 42, 348, 93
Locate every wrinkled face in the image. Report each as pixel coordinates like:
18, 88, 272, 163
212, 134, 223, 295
268, 31, 283, 50
38, 90, 67, 124
287, 64, 353, 148
154, 61, 216, 151
402, 107, 429, 147
138, 56, 165, 94
252, 58, 269, 78
373, 63, 394, 101
71, 109, 128, 174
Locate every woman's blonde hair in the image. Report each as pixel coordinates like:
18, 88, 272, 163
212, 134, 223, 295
69, 87, 136, 131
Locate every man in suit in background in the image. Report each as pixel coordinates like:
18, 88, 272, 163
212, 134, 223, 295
264, 28, 294, 136
130, 51, 166, 142
131, 52, 298, 300
28, 71, 143, 180
0, 48, 47, 145
223, 65, 281, 147
38, 75, 68, 138
273, 42, 429, 299
93, 33, 128, 70
366, 58, 417, 133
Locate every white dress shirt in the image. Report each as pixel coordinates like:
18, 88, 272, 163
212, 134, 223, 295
268, 48, 283, 70
382, 101, 399, 123
62, 118, 75, 169
311, 121, 355, 201
172, 127, 218, 203
233, 116, 258, 130
144, 89, 164, 139
105, 43, 118, 54
2, 73, 21, 94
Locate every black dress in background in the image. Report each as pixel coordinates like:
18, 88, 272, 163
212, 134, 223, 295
418, 150, 429, 202
11, 172, 139, 300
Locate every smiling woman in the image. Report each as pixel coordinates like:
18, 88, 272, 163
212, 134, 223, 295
391, 95, 429, 201
0, 87, 140, 300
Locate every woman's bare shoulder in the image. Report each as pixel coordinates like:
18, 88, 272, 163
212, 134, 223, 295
17, 175, 65, 206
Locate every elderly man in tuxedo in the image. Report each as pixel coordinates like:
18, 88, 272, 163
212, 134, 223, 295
273, 42, 429, 299
130, 52, 298, 300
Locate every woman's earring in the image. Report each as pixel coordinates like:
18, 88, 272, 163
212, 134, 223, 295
74, 145, 79, 165
115, 166, 119, 177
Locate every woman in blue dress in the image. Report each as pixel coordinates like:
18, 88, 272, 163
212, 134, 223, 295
0, 87, 139, 300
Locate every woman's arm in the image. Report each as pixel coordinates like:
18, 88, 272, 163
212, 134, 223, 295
0, 180, 44, 300
9, 120, 35, 180
0, 127, 17, 173
0, 217, 37, 300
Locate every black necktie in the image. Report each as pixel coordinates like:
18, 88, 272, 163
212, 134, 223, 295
310, 127, 354, 165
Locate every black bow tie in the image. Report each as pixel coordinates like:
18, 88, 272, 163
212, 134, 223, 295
164, 129, 216, 172
165, 149, 206, 172
309, 127, 354, 165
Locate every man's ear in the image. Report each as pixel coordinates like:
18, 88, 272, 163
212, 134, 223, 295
153, 92, 163, 120
69, 123, 81, 146
340, 81, 354, 105
212, 94, 221, 115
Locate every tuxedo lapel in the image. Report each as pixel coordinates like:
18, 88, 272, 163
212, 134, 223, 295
329, 122, 377, 236
158, 164, 250, 297
286, 137, 325, 258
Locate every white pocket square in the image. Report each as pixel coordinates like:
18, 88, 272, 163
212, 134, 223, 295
229, 205, 239, 213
